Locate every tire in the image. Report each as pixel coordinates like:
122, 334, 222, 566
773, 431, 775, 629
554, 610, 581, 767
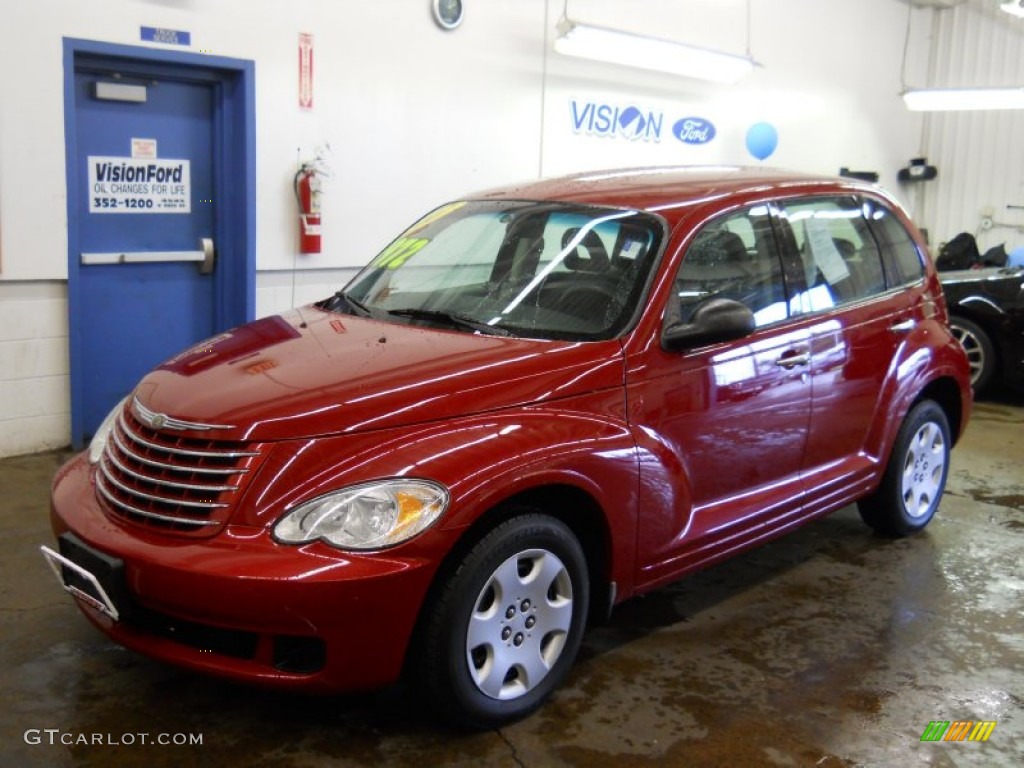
417, 513, 589, 728
858, 400, 951, 537
949, 316, 996, 392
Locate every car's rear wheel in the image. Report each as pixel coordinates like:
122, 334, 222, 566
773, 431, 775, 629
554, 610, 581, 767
949, 316, 995, 392
858, 400, 950, 537
418, 513, 589, 728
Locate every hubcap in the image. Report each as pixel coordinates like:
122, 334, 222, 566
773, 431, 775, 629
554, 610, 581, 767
465, 548, 573, 700
901, 421, 946, 518
951, 324, 985, 386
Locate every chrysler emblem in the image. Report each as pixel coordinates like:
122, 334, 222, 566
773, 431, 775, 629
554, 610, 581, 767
130, 396, 235, 432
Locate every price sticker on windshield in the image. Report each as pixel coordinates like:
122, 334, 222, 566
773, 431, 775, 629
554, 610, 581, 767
373, 237, 429, 270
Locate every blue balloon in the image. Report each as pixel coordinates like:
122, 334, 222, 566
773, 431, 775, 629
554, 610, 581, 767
746, 122, 778, 161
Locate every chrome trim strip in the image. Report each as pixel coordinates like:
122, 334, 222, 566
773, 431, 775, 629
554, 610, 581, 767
132, 396, 235, 432
98, 458, 229, 510
118, 413, 259, 459
104, 447, 238, 493
110, 427, 249, 476
95, 475, 220, 527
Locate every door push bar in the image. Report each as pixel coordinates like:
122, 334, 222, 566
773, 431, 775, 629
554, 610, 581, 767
82, 237, 216, 274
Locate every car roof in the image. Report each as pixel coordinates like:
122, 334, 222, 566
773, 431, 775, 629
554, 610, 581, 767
471, 166, 880, 213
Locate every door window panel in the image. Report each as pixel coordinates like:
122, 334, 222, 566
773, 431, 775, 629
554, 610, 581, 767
675, 206, 788, 328
780, 198, 886, 313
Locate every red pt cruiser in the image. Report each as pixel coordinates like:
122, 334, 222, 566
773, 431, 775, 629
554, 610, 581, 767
45, 167, 972, 727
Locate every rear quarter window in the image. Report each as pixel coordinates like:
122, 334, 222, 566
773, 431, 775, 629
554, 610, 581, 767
868, 203, 926, 286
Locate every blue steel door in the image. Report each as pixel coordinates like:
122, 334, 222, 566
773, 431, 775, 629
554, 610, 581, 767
73, 63, 216, 441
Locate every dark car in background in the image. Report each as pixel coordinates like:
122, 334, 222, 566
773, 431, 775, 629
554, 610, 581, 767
940, 267, 1024, 392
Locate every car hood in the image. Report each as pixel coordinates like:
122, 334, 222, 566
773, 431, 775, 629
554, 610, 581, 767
939, 266, 1024, 286
132, 306, 624, 441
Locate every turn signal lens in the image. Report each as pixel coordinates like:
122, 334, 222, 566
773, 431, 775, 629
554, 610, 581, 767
273, 479, 449, 550
88, 396, 129, 465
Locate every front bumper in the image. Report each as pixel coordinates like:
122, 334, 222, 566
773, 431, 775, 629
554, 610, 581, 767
48, 453, 437, 693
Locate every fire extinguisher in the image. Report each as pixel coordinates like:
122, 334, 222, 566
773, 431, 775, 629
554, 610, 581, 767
294, 163, 322, 254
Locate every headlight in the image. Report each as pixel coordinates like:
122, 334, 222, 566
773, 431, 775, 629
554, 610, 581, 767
88, 396, 129, 464
273, 479, 450, 550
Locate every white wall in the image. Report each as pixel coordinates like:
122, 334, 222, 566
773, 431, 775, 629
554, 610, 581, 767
0, 0, 942, 455
0, 282, 70, 452
911, 2, 1024, 253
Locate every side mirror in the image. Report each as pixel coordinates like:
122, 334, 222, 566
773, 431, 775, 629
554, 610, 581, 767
662, 297, 755, 351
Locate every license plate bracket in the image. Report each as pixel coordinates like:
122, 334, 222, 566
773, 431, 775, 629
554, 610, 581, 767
41, 533, 129, 621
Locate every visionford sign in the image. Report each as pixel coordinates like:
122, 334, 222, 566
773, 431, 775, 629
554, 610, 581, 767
672, 117, 716, 145
569, 99, 718, 147
87, 156, 191, 214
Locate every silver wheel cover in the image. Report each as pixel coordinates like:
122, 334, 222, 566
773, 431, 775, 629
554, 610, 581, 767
901, 421, 946, 519
951, 324, 985, 387
465, 548, 574, 700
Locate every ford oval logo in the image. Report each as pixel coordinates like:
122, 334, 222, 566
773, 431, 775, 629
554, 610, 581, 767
672, 117, 716, 145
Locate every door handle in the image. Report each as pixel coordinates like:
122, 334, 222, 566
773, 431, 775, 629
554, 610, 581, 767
776, 351, 810, 369
198, 237, 215, 275
81, 236, 216, 275
890, 318, 915, 334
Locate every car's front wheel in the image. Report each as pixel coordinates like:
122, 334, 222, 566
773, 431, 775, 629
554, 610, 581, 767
858, 400, 951, 537
418, 512, 589, 728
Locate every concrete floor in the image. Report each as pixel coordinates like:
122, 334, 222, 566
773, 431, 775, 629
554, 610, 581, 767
2, 394, 1022, 768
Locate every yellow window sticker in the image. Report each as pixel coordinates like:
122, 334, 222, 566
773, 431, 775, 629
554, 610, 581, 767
373, 237, 429, 270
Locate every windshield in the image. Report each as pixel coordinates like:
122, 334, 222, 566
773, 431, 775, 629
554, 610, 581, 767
332, 200, 664, 341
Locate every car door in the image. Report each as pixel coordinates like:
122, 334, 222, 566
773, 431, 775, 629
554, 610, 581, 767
772, 196, 916, 513
629, 204, 812, 587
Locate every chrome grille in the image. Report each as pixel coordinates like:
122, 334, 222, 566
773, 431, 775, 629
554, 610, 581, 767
96, 409, 263, 535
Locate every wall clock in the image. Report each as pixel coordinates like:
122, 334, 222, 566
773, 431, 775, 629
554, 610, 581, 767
433, 0, 464, 31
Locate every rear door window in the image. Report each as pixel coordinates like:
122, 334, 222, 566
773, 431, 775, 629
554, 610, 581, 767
776, 197, 887, 314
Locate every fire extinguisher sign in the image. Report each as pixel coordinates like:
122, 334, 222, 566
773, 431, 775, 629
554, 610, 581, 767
87, 156, 191, 214
299, 33, 314, 109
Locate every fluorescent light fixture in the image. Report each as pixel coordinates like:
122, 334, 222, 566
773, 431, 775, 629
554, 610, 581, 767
902, 87, 1024, 111
554, 21, 755, 84
1000, 1, 1024, 19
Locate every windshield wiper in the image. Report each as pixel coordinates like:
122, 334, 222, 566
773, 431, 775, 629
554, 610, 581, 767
387, 308, 512, 336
